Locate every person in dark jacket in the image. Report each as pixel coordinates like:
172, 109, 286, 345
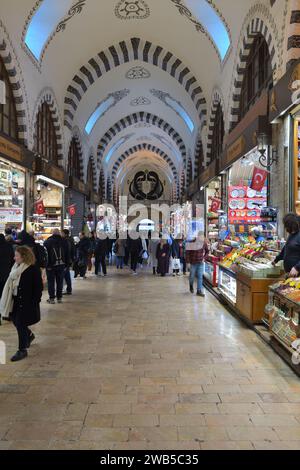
44, 229, 70, 304
156, 238, 171, 277
62, 229, 75, 295
171, 237, 181, 276
88, 231, 97, 271
0, 234, 14, 299
273, 213, 300, 276
16, 230, 48, 270
74, 232, 91, 279
128, 235, 143, 275
95, 233, 109, 276
0, 245, 43, 362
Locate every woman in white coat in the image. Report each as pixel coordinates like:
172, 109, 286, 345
148, 232, 160, 275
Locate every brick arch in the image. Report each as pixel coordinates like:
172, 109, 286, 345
66, 128, 85, 181
0, 20, 29, 146
207, 88, 225, 164
32, 87, 64, 165
64, 37, 206, 131
97, 112, 187, 165
111, 143, 178, 182
227, 3, 279, 132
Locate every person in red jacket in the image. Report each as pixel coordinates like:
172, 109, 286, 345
185, 232, 209, 297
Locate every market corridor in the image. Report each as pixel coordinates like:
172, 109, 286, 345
0, 271, 300, 450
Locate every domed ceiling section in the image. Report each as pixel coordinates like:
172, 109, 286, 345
0, 0, 262, 193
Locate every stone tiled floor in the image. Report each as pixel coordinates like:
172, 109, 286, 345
0, 268, 300, 450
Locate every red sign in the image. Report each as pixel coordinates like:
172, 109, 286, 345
250, 166, 268, 192
209, 197, 221, 213
68, 204, 76, 216
35, 199, 45, 215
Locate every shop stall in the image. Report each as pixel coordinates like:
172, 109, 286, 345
65, 176, 89, 237
0, 133, 34, 233
29, 158, 68, 242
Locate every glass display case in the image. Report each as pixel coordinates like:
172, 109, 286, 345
218, 265, 237, 305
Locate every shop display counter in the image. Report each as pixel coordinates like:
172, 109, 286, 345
236, 272, 282, 324
218, 265, 237, 305
204, 255, 219, 288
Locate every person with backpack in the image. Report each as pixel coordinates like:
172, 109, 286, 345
61, 229, 75, 295
74, 232, 91, 279
44, 229, 70, 304
15, 230, 48, 270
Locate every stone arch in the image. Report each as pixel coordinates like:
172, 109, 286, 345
97, 112, 187, 165
99, 167, 106, 199
111, 143, 178, 182
207, 88, 226, 163
0, 19, 30, 146
227, 3, 279, 131
66, 127, 85, 180
31, 87, 65, 165
64, 37, 206, 130
86, 153, 97, 191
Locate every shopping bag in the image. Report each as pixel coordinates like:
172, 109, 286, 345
172, 258, 181, 270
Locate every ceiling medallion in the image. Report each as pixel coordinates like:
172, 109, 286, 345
129, 170, 164, 201
126, 66, 151, 79
115, 0, 150, 20
130, 97, 151, 106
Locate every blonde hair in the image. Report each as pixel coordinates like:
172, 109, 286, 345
15, 246, 36, 266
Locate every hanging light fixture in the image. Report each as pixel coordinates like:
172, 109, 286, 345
257, 133, 278, 169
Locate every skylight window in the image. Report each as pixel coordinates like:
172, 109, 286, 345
165, 96, 194, 133
24, 0, 73, 60
85, 97, 115, 135
105, 138, 127, 164
185, 0, 230, 60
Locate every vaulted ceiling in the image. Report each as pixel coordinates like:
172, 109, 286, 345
0, 0, 282, 191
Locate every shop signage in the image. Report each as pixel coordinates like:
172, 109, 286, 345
35, 157, 68, 186
0, 134, 22, 163
69, 175, 89, 195
269, 59, 300, 121
199, 161, 217, 186
225, 136, 246, 166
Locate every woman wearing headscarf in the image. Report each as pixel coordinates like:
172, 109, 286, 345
156, 237, 171, 277
0, 245, 43, 361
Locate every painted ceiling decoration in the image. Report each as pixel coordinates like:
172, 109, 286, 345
130, 96, 151, 106
84, 89, 130, 135
97, 112, 187, 164
150, 88, 195, 133
64, 37, 206, 130
129, 170, 164, 201
114, 0, 151, 20
111, 144, 178, 181
23, 0, 87, 64
125, 66, 151, 79
170, 0, 231, 61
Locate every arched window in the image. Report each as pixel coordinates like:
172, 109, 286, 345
68, 138, 81, 180
0, 56, 17, 139
35, 102, 58, 164
239, 34, 273, 121
87, 158, 94, 190
211, 104, 224, 160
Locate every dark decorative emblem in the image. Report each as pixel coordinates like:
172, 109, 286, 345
130, 97, 151, 106
115, 0, 150, 20
129, 170, 164, 200
126, 66, 151, 79
56, 0, 87, 32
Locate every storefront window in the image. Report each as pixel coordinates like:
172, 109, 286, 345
211, 104, 224, 161
239, 34, 273, 122
0, 56, 17, 140
0, 159, 25, 232
34, 102, 58, 164
68, 138, 82, 180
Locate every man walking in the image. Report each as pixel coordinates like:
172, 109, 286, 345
185, 232, 209, 297
44, 229, 70, 304
95, 232, 109, 276
62, 229, 75, 295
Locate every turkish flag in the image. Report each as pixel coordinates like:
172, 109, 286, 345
68, 204, 76, 216
35, 199, 45, 215
210, 197, 221, 213
250, 166, 268, 192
